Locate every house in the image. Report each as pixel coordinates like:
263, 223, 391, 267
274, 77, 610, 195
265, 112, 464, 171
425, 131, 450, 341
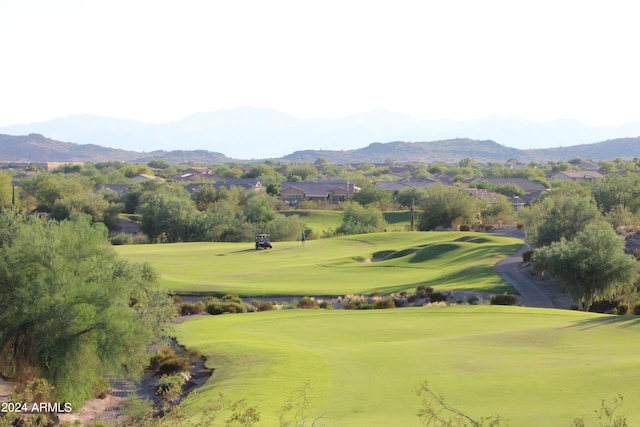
280, 180, 360, 204
130, 174, 165, 182
468, 177, 547, 193
184, 179, 263, 194
375, 178, 437, 193
550, 171, 604, 183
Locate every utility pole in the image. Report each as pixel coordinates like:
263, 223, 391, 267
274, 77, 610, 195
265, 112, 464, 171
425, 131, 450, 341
410, 198, 415, 231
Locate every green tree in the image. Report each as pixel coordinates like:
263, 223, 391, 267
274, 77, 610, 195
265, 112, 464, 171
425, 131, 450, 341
534, 221, 638, 311
139, 187, 208, 243
592, 174, 640, 215
0, 172, 12, 209
418, 184, 477, 231
351, 185, 391, 208
395, 187, 429, 209
520, 187, 601, 249
0, 213, 175, 406
336, 202, 387, 235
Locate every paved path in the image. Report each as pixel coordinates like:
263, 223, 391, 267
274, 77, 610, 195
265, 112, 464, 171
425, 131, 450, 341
492, 229, 571, 309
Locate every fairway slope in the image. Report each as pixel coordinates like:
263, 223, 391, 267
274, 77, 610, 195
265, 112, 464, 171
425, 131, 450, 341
115, 232, 523, 296
175, 306, 640, 426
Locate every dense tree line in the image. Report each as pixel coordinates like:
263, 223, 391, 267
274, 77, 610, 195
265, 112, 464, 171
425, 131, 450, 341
521, 181, 640, 311
0, 212, 176, 406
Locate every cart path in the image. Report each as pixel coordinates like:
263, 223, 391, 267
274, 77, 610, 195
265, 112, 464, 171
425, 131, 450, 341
494, 241, 571, 309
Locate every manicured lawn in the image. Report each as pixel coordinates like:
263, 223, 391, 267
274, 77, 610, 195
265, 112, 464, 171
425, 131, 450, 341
115, 232, 523, 296
278, 209, 343, 235
174, 306, 640, 426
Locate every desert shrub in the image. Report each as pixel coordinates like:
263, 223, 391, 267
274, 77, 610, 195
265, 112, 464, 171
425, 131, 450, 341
172, 295, 182, 304
343, 300, 364, 310
459, 224, 471, 231
222, 293, 243, 304
416, 285, 434, 297
150, 347, 190, 376
251, 299, 275, 311
297, 297, 317, 309
185, 348, 202, 363
155, 374, 186, 403
393, 297, 406, 307
490, 294, 518, 305
109, 232, 133, 245
122, 393, 153, 421
206, 300, 246, 315
194, 301, 205, 314
180, 302, 197, 315
318, 301, 334, 309
157, 357, 189, 376
522, 250, 534, 263
373, 298, 395, 309
466, 295, 480, 305
517, 223, 524, 229
428, 292, 448, 303
206, 300, 224, 315
633, 304, 640, 315
223, 301, 247, 314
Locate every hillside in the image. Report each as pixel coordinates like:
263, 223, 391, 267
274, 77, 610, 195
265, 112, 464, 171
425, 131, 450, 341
3, 109, 640, 159
283, 139, 525, 163
0, 134, 231, 164
1, 133, 639, 164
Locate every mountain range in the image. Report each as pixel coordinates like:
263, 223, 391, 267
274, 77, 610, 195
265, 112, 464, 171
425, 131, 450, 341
2, 133, 640, 165
2, 107, 640, 160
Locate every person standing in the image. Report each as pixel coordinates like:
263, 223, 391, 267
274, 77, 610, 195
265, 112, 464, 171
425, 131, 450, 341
301, 231, 306, 246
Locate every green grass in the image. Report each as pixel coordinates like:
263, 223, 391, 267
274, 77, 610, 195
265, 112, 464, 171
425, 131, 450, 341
278, 209, 342, 235
174, 306, 640, 426
115, 232, 523, 296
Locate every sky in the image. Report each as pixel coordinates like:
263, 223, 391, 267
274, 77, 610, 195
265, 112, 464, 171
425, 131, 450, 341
2, 0, 639, 127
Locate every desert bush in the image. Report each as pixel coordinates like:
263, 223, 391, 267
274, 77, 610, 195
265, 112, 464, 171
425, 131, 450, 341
185, 348, 202, 363
373, 298, 395, 309
155, 374, 186, 403
150, 347, 190, 376
416, 285, 434, 297
297, 297, 317, 309
206, 300, 247, 315
251, 299, 275, 311
122, 393, 153, 422
428, 292, 448, 303
522, 250, 534, 263
459, 224, 471, 231
466, 295, 480, 305
180, 302, 197, 315
194, 301, 205, 314
222, 293, 243, 304
109, 232, 133, 245
318, 301, 334, 309
490, 294, 518, 305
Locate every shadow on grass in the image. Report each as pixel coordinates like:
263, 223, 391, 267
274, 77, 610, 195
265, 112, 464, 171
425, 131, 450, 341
363, 266, 516, 296
565, 315, 640, 330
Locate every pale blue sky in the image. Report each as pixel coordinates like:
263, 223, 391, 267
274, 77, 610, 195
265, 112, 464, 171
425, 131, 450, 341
1, 0, 638, 126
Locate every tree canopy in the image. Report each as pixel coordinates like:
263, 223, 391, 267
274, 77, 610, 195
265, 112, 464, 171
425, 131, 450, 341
534, 221, 638, 311
0, 212, 176, 406
418, 184, 477, 231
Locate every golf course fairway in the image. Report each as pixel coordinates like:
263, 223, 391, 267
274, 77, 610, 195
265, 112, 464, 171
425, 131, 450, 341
115, 232, 523, 296
174, 306, 640, 426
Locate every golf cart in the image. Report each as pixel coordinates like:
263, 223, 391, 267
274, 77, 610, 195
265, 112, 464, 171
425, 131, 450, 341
255, 233, 272, 250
